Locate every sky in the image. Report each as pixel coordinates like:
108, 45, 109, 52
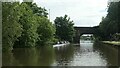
33, 0, 109, 27
19, 0, 109, 27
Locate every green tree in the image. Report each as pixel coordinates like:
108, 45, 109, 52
14, 3, 39, 47
54, 15, 75, 42
107, 2, 119, 34
2, 2, 56, 51
24, 2, 48, 17
36, 17, 56, 46
96, 2, 120, 41
31, 3, 48, 17
2, 2, 23, 51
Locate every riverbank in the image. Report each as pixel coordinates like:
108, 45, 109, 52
102, 41, 120, 46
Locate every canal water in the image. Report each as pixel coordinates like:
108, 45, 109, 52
2, 40, 118, 66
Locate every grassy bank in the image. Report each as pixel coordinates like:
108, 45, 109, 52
102, 41, 120, 46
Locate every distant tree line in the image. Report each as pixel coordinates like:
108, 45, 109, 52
94, 2, 120, 41
2, 2, 75, 52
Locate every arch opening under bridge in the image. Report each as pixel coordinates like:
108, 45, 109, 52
73, 26, 98, 43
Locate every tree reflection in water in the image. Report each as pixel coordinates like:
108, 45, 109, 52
93, 42, 118, 66
3, 46, 55, 66
54, 45, 74, 66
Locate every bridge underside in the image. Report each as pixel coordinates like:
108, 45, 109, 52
73, 27, 97, 43
73, 33, 93, 43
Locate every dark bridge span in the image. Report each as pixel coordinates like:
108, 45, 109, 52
73, 26, 98, 43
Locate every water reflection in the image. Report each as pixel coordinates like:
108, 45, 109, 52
53, 45, 74, 66
3, 46, 55, 66
2, 51, 19, 66
71, 40, 107, 66
2, 40, 118, 66
93, 42, 118, 66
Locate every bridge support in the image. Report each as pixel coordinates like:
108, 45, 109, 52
73, 36, 80, 44
73, 29, 81, 44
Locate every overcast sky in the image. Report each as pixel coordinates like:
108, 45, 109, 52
33, 0, 108, 27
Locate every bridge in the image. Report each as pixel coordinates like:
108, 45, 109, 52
73, 26, 98, 43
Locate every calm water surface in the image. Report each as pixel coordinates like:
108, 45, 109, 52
2, 40, 118, 66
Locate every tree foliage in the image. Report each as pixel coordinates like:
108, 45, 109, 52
2, 2, 23, 51
37, 17, 55, 45
54, 15, 75, 42
95, 2, 120, 41
24, 2, 48, 17
2, 2, 56, 51
14, 3, 39, 47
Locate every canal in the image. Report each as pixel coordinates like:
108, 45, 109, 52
2, 40, 118, 66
